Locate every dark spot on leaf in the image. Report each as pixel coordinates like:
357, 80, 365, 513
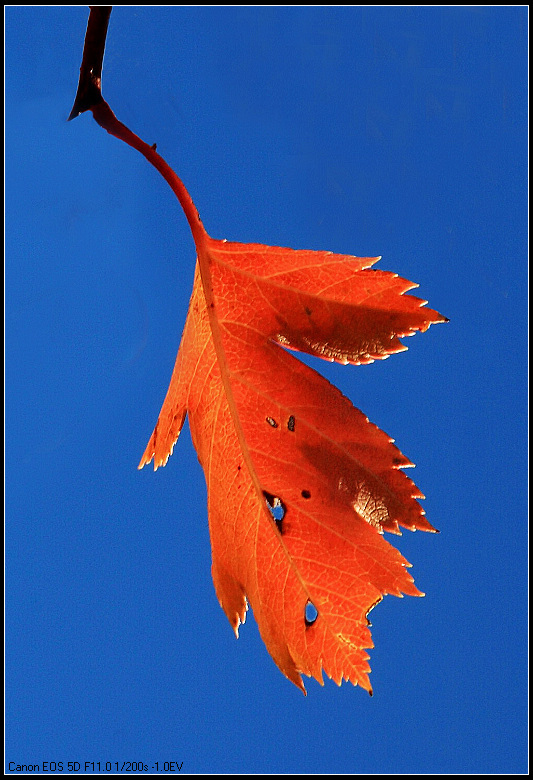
305, 306, 312, 316
304, 600, 318, 626
266, 416, 278, 428
237, 465, 241, 471
301, 490, 311, 499
287, 415, 295, 432
263, 491, 286, 532
392, 457, 403, 465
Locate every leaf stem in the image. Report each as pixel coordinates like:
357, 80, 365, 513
90, 101, 208, 251
69, 6, 208, 253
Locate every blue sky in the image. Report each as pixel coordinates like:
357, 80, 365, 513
6, 6, 527, 774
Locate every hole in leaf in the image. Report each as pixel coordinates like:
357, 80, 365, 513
266, 416, 278, 428
263, 491, 286, 530
287, 415, 296, 432
305, 600, 318, 626
301, 490, 311, 499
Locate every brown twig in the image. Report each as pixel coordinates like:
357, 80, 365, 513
68, 6, 112, 120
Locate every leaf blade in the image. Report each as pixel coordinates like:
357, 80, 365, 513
142, 241, 443, 692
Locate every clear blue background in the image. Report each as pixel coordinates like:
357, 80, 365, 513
6, 6, 527, 774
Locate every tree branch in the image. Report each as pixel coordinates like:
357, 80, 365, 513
68, 6, 112, 121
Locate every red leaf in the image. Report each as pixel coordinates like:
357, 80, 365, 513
71, 12, 447, 692
138, 235, 445, 693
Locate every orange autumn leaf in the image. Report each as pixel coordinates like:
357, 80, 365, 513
70, 9, 447, 694
137, 236, 445, 694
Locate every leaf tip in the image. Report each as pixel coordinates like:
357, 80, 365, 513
138, 452, 158, 471
287, 670, 308, 695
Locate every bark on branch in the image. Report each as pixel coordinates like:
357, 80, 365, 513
68, 6, 112, 120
